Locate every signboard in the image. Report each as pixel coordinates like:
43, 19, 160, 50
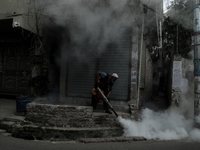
172, 61, 182, 88
131, 71, 137, 84
172, 61, 182, 106
192, 32, 200, 45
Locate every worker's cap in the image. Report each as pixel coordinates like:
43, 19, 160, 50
112, 73, 118, 78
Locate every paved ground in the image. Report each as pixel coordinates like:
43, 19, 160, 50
0, 133, 200, 150
0, 98, 25, 121
144, 92, 168, 112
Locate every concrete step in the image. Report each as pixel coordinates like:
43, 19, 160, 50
25, 103, 132, 128
3, 117, 24, 122
8, 103, 136, 141
12, 124, 124, 141
80, 136, 147, 143
0, 129, 12, 136
0, 116, 25, 133
92, 111, 131, 127
0, 120, 16, 133
0, 129, 6, 134
93, 111, 131, 117
10, 112, 133, 141
0, 112, 137, 141
23, 112, 130, 128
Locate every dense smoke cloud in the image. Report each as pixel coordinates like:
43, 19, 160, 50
118, 69, 198, 141
118, 106, 200, 141
118, 108, 193, 140
32, 0, 165, 62
35, 0, 144, 62
118, 90, 199, 141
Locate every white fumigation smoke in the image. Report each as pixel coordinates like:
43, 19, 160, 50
40, 0, 144, 58
118, 71, 200, 141
118, 107, 195, 140
118, 107, 200, 141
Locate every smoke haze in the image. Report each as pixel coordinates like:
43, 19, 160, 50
118, 107, 195, 140
38, 0, 144, 61
32, 0, 165, 64
34, 1, 199, 141
118, 70, 199, 141
118, 107, 200, 141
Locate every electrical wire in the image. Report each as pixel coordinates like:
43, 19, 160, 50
127, 0, 143, 33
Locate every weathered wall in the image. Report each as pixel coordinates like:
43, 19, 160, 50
145, 48, 154, 100
0, 0, 27, 15
0, 0, 43, 35
169, 55, 194, 108
130, 26, 139, 105
181, 58, 194, 97
139, 47, 153, 107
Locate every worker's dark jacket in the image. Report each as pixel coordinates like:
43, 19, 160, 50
98, 72, 114, 96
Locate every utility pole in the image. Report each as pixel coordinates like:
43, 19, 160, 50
168, 0, 169, 8
193, 0, 200, 128
176, 24, 179, 54
170, 0, 182, 107
175, 0, 179, 54
137, 9, 144, 107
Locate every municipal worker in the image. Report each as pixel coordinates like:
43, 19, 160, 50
91, 71, 118, 114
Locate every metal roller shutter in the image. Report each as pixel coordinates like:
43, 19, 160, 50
66, 52, 96, 97
99, 28, 131, 100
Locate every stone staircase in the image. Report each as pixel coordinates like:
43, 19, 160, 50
0, 103, 137, 141
0, 117, 23, 136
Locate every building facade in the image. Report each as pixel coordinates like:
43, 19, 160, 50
0, 0, 163, 114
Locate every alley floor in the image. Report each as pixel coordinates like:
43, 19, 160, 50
144, 91, 168, 112
0, 98, 24, 121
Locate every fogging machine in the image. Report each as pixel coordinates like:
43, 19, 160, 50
96, 87, 118, 117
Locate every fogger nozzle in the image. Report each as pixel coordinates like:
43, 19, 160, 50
96, 87, 118, 117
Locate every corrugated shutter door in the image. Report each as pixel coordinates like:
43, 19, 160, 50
66, 53, 95, 97
99, 29, 131, 100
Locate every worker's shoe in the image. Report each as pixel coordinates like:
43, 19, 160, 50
106, 108, 112, 114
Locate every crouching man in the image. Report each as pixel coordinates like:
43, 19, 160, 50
91, 71, 118, 114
